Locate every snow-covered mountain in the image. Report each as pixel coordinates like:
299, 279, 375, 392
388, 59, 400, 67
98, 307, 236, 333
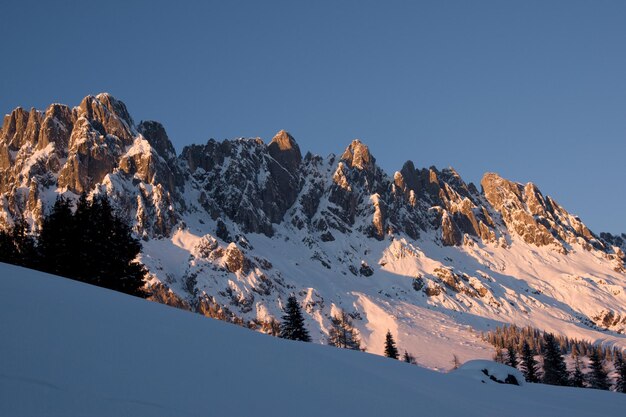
3, 262, 626, 417
1, 94, 625, 368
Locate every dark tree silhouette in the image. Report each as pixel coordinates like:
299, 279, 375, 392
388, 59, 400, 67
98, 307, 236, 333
520, 341, 540, 383
541, 333, 569, 386
279, 295, 311, 342
38, 197, 76, 277
570, 355, 586, 388
506, 345, 518, 369
15, 194, 148, 297
384, 330, 399, 359
79, 195, 146, 296
588, 347, 610, 390
0, 214, 36, 267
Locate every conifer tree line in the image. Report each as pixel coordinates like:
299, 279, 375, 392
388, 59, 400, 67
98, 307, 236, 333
0, 194, 147, 297
484, 324, 626, 392
484, 324, 622, 361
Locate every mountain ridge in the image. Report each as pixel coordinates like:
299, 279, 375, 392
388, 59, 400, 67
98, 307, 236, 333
1, 93, 625, 368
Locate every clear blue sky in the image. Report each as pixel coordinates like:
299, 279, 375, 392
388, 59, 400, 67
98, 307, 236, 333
1, 1, 624, 233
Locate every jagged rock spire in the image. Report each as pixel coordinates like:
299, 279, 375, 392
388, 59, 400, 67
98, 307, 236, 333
138, 121, 176, 160
268, 130, 301, 173
340, 139, 375, 171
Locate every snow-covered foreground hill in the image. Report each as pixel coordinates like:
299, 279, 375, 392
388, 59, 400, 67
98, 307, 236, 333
2, 263, 625, 417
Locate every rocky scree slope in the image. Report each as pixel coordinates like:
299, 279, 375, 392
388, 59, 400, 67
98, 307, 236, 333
1, 94, 625, 368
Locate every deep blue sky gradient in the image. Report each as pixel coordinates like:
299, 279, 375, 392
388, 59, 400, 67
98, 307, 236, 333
1, 1, 624, 232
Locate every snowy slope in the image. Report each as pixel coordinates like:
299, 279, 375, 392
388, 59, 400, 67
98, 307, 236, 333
2, 262, 625, 417
139, 219, 626, 369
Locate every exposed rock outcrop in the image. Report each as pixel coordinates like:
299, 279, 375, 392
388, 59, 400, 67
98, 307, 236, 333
0, 93, 620, 268
0, 94, 179, 236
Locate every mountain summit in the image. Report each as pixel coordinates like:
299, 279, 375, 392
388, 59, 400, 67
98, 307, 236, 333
1, 94, 625, 367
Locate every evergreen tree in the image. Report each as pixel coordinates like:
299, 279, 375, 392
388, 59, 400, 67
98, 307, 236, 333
588, 347, 610, 390
73, 195, 146, 296
93, 195, 146, 296
520, 341, 540, 383
614, 352, 626, 393
542, 333, 569, 386
38, 197, 76, 277
0, 226, 18, 265
279, 295, 311, 342
8, 215, 37, 267
384, 330, 399, 359
37, 194, 147, 297
403, 350, 416, 364
73, 192, 95, 275
570, 355, 586, 388
327, 310, 361, 350
506, 345, 518, 369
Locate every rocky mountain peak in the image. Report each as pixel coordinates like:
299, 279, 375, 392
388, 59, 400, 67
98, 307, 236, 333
268, 130, 301, 173
481, 173, 523, 207
95, 93, 134, 129
76, 94, 134, 145
2, 107, 35, 150
138, 121, 176, 160
341, 139, 375, 171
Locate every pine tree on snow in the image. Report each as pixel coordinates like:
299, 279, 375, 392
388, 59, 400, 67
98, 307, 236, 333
520, 341, 540, 383
570, 355, 586, 388
541, 333, 569, 386
588, 347, 610, 390
279, 295, 311, 342
83, 195, 147, 297
38, 196, 76, 277
506, 345, 519, 369
384, 330, 399, 360
36, 194, 147, 297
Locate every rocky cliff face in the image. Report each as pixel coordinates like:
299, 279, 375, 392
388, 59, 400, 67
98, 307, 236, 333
1, 93, 619, 258
481, 173, 608, 253
2, 94, 625, 365
0, 94, 180, 236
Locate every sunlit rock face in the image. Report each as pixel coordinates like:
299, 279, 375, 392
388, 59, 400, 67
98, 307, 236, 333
3, 93, 626, 361
0, 93, 620, 251
0, 93, 619, 255
481, 172, 603, 252
0, 94, 179, 236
